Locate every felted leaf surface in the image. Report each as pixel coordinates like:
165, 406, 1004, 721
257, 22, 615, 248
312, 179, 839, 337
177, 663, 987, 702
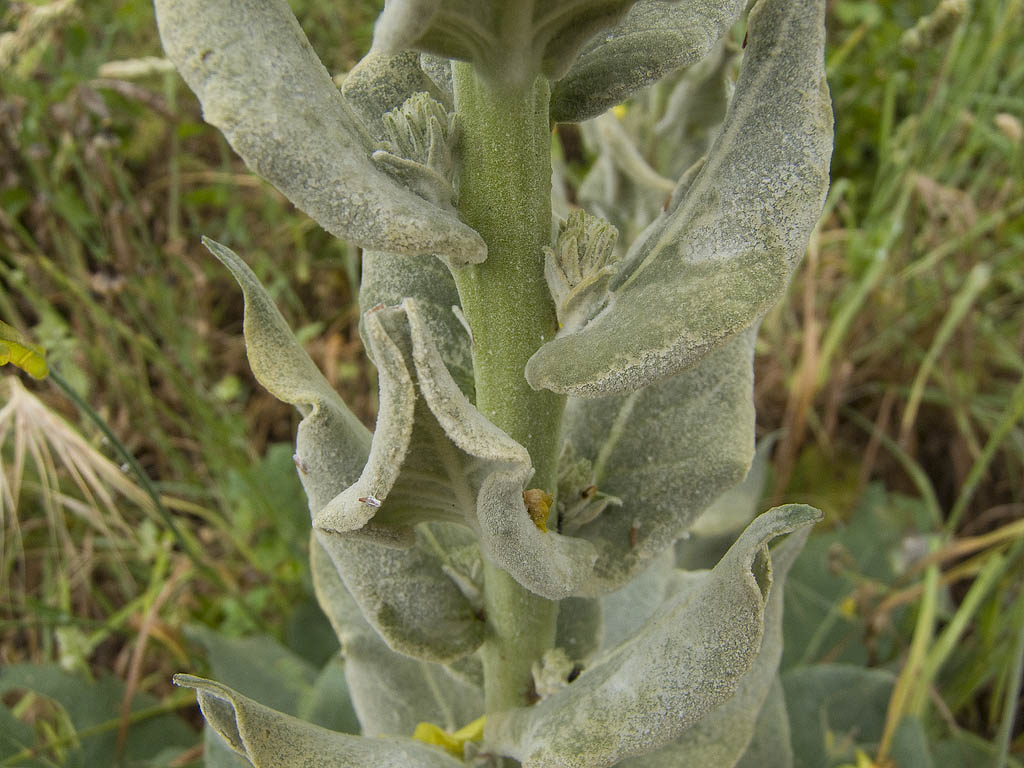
211, 239, 482, 662
311, 536, 483, 737
174, 675, 466, 768
550, 0, 746, 122
676, 435, 776, 571
315, 300, 597, 600
342, 51, 450, 141
371, 0, 637, 88
487, 505, 821, 768
616, 524, 810, 768
561, 329, 755, 596
154, 0, 484, 264
527, 0, 833, 397
360, 248, 474, 398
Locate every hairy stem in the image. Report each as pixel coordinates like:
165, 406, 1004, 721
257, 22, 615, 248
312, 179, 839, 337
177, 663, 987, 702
451, 62, 564, 715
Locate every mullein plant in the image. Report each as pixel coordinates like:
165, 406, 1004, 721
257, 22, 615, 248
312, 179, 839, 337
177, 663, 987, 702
154, 0, 833, 764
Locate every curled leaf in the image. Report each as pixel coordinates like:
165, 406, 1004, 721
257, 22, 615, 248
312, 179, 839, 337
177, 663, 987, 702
370, 0, 636, 87
310, 536, 482, 736
211, 239, 481, 662
487, 505, 821, 768
550, 0, 747, 122
617, 521, 810, 768
527, 0, 833, 396
154, 0, 484, 263
173, 675, 465, 767
316, 300, 596, 600
563, 329, 756, 596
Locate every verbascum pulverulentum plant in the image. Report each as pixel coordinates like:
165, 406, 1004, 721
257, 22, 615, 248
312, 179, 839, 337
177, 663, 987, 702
154, 0, 833, 765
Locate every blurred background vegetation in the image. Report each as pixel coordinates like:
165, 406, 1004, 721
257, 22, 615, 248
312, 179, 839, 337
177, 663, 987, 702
0, 0, 1021, 765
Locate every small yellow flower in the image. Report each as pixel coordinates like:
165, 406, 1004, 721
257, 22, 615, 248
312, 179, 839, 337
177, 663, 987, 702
413, 715, 486, 757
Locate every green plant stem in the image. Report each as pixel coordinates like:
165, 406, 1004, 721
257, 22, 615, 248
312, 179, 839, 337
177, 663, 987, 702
451, 63, 564, 715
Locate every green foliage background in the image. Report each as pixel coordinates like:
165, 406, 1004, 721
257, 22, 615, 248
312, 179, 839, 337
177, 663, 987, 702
0, 0, 1022, 765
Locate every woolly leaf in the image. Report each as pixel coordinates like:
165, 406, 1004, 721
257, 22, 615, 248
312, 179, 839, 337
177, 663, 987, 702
676, 435, 777, 571
173, 675, 466, 768
154, 0, 484, 264
316, 301, 596, 600
527, 0, 833, 396
550, 0, 746, 122
617, 524, 810, 767
487, 505, 821, 768
210, 239, 482, 662
562, 329, 755, 596
370, 0, 637, 88
310, 537, 482, 737
342, 51, 450, 141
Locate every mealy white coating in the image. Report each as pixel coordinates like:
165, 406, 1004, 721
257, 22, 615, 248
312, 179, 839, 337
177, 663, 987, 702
371, 0, 636, 87
209, 238, 482, 663
486, 504, 821, 768
617, 523, 811, 767
563, 328, 756, 596
173, 674, 466, 767
310, 535, 482, 737
550, 0, 748, 122
154, 0, 485, 263
527, 0, 834, 397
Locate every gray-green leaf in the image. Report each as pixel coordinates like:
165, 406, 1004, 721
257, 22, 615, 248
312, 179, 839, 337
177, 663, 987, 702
154, 0, 484, 263
527, 0, 833, 397
316, 300, 597, 600
210, 239, 482, 662
550, 0, 746, 122
174, 675, 466, 767
370, 0, 636, 88
487, 505, 821, 768
617, 522, 810, 768
562, 329, 755, 596
342, 51, 451, 141
311, 536, 483, 737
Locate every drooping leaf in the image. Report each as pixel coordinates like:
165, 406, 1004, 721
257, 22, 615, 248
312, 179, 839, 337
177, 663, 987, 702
174, 675, 467, 768
550, 0, 746, 122
370, 0, 637, 88
311, 536, 483, 738
734, 677, 793, 768
487, 505, 821, 768
560, 329, 755, 596
315, 300, 596, 600
527, 0, 833, 397
211, 239, 482, 662
154, 0, 484, 264
359, 253, 473, 401
616, 523, 810, 768
0, 320, 47, 379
